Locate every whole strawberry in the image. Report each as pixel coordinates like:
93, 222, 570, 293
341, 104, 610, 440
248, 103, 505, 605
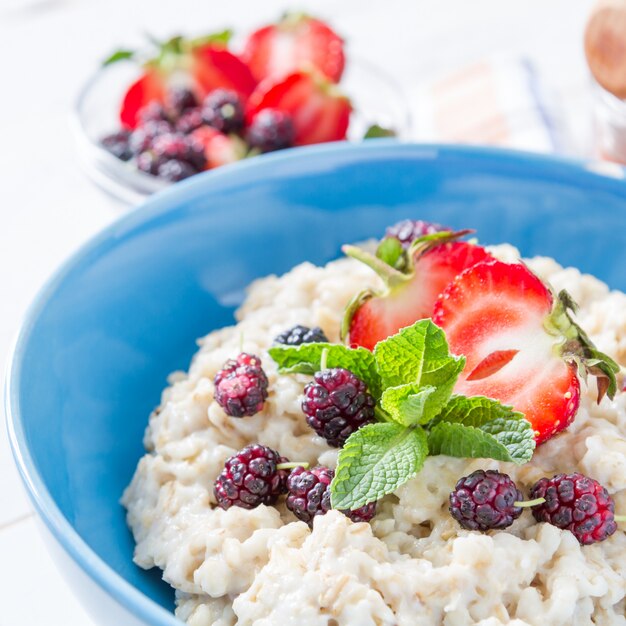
214, 444, 289, 509
214, 353, 269, 417
302, 368, 375, 447
449, 470, 524, 531
530, 473, 618, 545
286, 466, 376, 525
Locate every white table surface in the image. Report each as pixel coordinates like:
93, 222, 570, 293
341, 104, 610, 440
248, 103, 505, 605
0, 0, 597, 623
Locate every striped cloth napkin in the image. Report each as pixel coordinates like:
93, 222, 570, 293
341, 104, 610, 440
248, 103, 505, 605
410, 56, 563, 153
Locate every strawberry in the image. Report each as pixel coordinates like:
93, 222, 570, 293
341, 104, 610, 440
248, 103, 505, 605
342, 231, 494, 351
190, 45, 257, 101
432, 260, 619, 444
189, 126, 247, 169
120, 69, 168, 130
247, 71, 351, 145
116, 33, 257, 130
242, 13, 345, 83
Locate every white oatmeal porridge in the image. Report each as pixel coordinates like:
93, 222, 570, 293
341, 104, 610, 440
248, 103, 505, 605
122, 242, 626, 626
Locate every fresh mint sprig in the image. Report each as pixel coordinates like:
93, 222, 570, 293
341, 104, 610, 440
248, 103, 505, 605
270, 319, 536, 510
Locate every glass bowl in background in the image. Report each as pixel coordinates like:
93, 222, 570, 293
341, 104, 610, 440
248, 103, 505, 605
592, 82, 626, 165
72, 57, 412, 206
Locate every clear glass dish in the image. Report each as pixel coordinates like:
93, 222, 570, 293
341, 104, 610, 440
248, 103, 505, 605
592, 82, 626, 165
72, 57, 412, 207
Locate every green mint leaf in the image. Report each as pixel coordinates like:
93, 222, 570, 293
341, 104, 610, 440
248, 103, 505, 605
381, 384, 439, 426
330, 422, 428, 510
102, 49, 136, 67
268, 342, 382, 398
374, 319, 465, 390
427, 395, 535, 464
364, 124, 397, 139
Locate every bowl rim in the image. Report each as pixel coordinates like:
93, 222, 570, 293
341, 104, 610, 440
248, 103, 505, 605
5, 140, 626, 626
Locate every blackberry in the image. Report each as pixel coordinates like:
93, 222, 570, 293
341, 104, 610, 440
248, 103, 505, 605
157, 159, 197, 181
202, 89, 245, 134
101, 131, 132, 161
166, 87, 198, 118
286, 466, 377, 526
138, 102, 170, 125
214, 444, 289, 510
385, 219, 447, 248
128, 121, 173, 156
152, 133, 190, 160
136, 151, 166, 176
128, 130, 153, 156
246, 109, 295, 153
176, 107, 205, 134
214, 353, 269, 417
530, 473, 617, 545
274, 325, 329, 346
152, 133, 206, 171
449, 470, 524, 531
302, 368, 375, 447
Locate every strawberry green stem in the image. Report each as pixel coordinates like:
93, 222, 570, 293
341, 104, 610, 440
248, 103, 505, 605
342, 244, 408, 288
514, 497, 546, 508
277, 462, 310, 470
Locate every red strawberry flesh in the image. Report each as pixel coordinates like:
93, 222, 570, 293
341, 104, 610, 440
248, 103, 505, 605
120, 70, 167, 130
348, 241, 494, 351
191, 45, 257, 101
433, 260, 581, 444
247, 71, 351, 145
243, 14, 345, 83
118, 40, 257, 130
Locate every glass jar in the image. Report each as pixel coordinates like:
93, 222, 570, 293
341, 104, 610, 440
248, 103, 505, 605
593, 82, 626, 164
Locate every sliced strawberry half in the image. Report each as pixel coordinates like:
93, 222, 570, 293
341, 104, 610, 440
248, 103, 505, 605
190, 44, 257, 101
433, 260, 619, 444
242, 13, 345, 83
247, 71, 351, 145
120, 68, 167, 129
342, 232, 495, 351
117, 34, 258, 130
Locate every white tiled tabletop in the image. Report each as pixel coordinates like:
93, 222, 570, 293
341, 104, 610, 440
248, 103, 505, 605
1, 0, 596, 624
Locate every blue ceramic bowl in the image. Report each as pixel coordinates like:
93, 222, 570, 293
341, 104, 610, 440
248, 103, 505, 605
6, 142, 626, 626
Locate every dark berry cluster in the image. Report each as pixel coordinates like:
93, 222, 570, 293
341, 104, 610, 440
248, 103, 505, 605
449, 469, 621, 545
214, 353, 269, 417
101, 86, 296, 182
214, 455, 378, 526
214, 444, 288, 509
212, 329, 380, 524
449, 470, 523, 531
302, 367, 375, 447
246, 109, 295, 153
530, 472, 618, 545
385, 219, 447, 248
101, 89, 208, 182
286, 466, 376, 526
273, 324, 328, 346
